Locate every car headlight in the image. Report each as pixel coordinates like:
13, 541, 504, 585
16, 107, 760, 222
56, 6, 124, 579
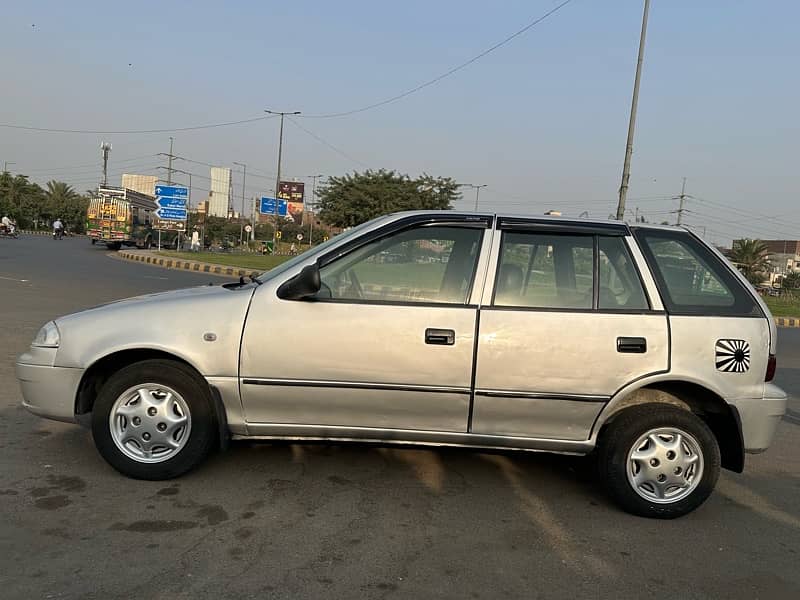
32, 321, 60, 348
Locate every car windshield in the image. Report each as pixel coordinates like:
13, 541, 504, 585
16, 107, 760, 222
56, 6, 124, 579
256, 218, 381, 283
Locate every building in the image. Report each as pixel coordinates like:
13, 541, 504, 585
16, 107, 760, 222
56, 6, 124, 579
121, 174, 157, 197
208, 167, 231, 218
761, 240, 800, 275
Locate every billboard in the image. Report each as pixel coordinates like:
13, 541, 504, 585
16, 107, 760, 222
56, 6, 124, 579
278, 181, 304, 223
121, 174, 158, 197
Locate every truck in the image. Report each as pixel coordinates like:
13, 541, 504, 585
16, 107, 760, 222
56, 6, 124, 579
86, 186, 180, 250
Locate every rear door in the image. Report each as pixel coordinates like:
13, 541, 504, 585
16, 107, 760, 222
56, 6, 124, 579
472, 220, 669, 441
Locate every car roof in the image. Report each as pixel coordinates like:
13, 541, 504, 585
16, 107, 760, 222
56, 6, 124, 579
384, 210, 688, 234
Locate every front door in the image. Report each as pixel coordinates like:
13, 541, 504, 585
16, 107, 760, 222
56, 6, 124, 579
472, 224, 669, 441
239, 219, 489, 433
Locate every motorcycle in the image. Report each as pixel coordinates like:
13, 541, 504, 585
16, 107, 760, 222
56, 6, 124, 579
0, 224, 19, 239
53, 227, 65, 240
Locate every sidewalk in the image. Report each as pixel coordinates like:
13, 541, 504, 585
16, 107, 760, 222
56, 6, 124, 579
117, 249, 262, 278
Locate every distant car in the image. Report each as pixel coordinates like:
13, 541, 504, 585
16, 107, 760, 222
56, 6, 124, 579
16, 212, 786, 518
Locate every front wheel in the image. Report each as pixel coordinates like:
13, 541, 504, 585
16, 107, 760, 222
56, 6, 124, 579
91, 359, 217, 480
597, 404, 720, 519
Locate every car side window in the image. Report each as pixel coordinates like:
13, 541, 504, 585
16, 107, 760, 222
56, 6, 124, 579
494, 233, 593, 309
598, 237, 649, 310
634, 229, 760, 316
319, 225, 484, 304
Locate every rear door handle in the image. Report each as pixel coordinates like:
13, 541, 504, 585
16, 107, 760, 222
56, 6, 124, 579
425, 328, 455, 346
617, 337, 647, 353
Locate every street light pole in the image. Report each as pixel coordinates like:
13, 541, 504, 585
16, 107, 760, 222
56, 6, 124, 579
265, 109, 301, 251
3, 161, 15, 173
458, 184, 488, 211
309, 174, 323, 247
615, 0, 651, 221
233, 162, 247, 245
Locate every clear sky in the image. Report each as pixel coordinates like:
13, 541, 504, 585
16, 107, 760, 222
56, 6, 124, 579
1, 0, 798, 245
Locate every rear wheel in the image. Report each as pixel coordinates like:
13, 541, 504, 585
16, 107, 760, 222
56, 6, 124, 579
107, 242, 122, 251
91, 359, 217, 479
597, 404, 720, 518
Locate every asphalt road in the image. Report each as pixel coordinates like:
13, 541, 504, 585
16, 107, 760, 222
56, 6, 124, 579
1, 235, 799, 600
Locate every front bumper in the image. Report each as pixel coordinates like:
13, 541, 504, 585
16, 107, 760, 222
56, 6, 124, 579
16, 362, 84, 424
730, 383, 788, 453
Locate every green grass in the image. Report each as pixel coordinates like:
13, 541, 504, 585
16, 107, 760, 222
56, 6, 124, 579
156, 251, 292, 272
763, 294, 800, 317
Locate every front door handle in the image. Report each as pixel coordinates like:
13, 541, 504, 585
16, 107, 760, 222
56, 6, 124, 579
425, 328, 455, 346
617, 337, 647, 353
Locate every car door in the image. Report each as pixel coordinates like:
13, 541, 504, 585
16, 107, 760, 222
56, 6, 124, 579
239, 216, 491, 433
472, 220, 669, 441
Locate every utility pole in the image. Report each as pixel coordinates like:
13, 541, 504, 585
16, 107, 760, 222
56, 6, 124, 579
167, 137, 174, 185
265, 109, 301, 251
459, 184, 487, 211
615, 0, 651, 221
3, 161, 15, 172
309, 174, 323, 247
676, 177, 687, 225
100, 142, 112, 186
233, 162, 247, 245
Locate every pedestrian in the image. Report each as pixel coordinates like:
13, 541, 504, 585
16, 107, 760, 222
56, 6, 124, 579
191, 228, 200, 252
290, 242, 297, 255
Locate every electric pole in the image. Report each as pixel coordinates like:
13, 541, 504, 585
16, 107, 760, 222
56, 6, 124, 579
676, 177, 687, 225
100, 142, 112, 186
167, 137, 174, 185
615, 0, 651, 221
233, 162, 247, 245
459, 184, 487, 211
265, 109, 301, 250
3, 161, 15, 173
309, 174, 323, 247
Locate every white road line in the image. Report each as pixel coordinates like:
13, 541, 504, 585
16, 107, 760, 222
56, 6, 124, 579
0, 275, 30, 283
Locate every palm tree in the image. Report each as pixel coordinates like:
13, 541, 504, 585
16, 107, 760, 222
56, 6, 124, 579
782, 271, 800, 290
44, 180, 78, 204
729, 238, 771, 285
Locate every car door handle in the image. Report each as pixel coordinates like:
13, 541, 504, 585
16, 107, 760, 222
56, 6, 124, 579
617, 337, 647, 353
425, 328, 455, 346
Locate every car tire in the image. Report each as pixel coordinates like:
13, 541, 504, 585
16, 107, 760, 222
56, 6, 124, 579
597, 404, 720, 519
91, 359, 217, 480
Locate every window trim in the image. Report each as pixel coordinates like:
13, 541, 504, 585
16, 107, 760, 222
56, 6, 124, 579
491, 231, 654, 313
631, 227, 764, 317
316, 221, 488, 307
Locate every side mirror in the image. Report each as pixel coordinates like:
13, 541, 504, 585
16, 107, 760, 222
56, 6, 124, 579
276, 263, 321, 300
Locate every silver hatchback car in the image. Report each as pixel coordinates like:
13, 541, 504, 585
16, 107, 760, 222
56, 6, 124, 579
17, 211, 787, 518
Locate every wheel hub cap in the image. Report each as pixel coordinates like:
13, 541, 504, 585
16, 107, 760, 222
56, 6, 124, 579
626, 427, 704, 504
109, 384, 192, 463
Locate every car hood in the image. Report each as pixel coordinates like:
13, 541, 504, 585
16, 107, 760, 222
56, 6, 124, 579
53, 284, 257, 374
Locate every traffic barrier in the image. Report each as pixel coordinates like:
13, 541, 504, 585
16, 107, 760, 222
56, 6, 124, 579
775, 317, 800, 328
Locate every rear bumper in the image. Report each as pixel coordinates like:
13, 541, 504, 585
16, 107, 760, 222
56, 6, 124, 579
730, 384, 788, 453
16, 363, 84, 424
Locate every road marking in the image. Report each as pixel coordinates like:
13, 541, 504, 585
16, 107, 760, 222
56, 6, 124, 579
0, 275, 30, 283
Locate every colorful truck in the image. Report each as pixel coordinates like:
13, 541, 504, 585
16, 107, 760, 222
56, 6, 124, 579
86, 186, 178, 250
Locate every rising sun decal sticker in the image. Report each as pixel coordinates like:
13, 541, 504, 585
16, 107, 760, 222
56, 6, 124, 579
715, 339, 751, 373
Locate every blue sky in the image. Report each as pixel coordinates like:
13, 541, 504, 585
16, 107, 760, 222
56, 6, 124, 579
1, 0, 798, 245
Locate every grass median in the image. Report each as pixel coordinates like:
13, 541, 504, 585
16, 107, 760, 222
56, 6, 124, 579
156, 251, 293, 272
763, 294, 800, 318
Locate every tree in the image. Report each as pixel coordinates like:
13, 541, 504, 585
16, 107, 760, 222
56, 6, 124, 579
782, 271, 800, 290
730, 238, 771, 285
316, 169, 460, 228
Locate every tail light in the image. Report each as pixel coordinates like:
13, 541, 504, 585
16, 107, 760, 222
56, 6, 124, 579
765, 354, 777, 382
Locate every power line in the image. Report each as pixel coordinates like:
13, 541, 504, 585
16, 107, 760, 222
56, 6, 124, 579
287, 117, 369, 168
0, 115, 277, 135
300, 0, 575, 119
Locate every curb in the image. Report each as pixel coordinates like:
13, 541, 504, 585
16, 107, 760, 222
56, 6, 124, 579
775, 317, 800, 328
117, 249, 262, 279
20, 230, 87, 237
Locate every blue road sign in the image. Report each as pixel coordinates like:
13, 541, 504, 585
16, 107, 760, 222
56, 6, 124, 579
154, 185, 188, 198
157, 197, 187, 209
155, 207, 188, 221
260, 197, 288, 216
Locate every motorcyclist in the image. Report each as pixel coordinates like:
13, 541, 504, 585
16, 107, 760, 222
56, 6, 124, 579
53, 218, 64, 239
1, 214, 16, 235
